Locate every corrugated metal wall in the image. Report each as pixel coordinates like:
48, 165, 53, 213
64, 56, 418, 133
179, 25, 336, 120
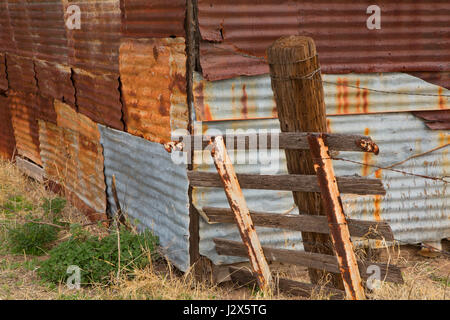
99, 125, 191, 271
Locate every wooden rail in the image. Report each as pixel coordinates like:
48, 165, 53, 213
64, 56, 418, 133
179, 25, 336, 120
188, 171, 386, 195
203, 207, 394, 241
214, 239, 404, 284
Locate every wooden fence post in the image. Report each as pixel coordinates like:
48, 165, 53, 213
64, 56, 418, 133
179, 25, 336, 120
267, 36, 342, 287
308, 134, 365, 300
210, 136, 273, 291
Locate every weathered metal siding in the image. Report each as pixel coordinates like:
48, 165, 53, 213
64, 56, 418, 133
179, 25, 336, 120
120, 0, 186, 38
194, 72, 449, 121
0, 1, 14, 52
193, 112, 449, 264
39, 101, 107, 214
0, 53, 7, 91
119, 38, 188, 144
34, 60, 76, 107
64, 0, 121, 75
197, 0, 450, 81
9, 90, 56, 165
6, 54, 38, 94
413, 110, 450, 130
0, 95, 16, 160
99, 125, 191, 271
72, 68, 123, 130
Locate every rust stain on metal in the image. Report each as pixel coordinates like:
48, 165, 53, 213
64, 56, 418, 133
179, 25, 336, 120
241, 84, 248, 118
0, 53, 7, 91
361, 128, 373, 176
438, 87, 447, 110
210, 136, 273, 291
194, 80, 213, 121
412, 110, 450, 130
0, 95, 16, 160
39, 105, 107, 216
356, 137, 380, 155
373, 169, 383, 222
197, 0, 450, 81
6, 54, 38, 94
121, 0, 186, 38
308, 133, 365, 300
9, 91, 56, 166
119, 38, 188, 144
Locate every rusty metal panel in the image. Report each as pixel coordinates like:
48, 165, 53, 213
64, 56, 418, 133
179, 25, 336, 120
0, 95, 16, 160
0, 0, 15, 52
119, 38, 188, 144
408, 72, 450, 91
34, 60, 76, 107
197, 0, 450, 81
39, 102, 107, 214
99, 125, 191, 271
0, 53, 7, 91
72, 68, 123, 130
9, 90, 56, 165
413, 110, 450, 130
5, 0, 34, 58
6, 54, 38, 94
193, 111, 449, 264
193, 72, 449, 121
121, 0, 186, 38
64, 0, 121, 75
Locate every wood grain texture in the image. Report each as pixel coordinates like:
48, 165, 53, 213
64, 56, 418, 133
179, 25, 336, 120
188, 171, 386, 195
203, 207, 394, 241
215, 239, 404, 284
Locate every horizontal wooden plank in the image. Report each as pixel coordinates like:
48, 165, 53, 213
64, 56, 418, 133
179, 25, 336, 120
175, 132, 378, 153
214, 239, 403, 284
189, 171, 386, 195
203, 207, 394, 241
228, 267, 345, 299
15, 156, 45, 183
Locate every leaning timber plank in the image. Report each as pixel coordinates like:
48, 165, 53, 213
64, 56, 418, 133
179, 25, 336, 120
214, 239, 403, 284
175, 133, 379, 153
228, 267, 345, 300
188, 172, 386, 196
203, 207, 394, 241
15, 156, 45, 183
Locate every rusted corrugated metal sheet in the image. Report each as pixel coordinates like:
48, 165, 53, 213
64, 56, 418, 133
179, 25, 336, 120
121, 0, 186, 38
99, 125, 191, 271
409, 72, 450, 91
413, 110, 450, 130
65, 0, 121, 74
197, 0, 450, 81
34, 60, 76, 107
6, 54, 38, 94
39, 101, 107, 215
0, 94, 16, 160
9, 90, 56, 165
119, 38, 188, 144
72, 68, 124, 130
193, 72, 449, 121
0, 53, 7, 91
0, 1, 15, 52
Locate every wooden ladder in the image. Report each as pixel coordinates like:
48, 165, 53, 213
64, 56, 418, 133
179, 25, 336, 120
185, 132, 403, 300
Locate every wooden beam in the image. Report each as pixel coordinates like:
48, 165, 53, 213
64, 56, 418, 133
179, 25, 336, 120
214, 239, 404, 284
203, 207, 394, 241
228, 267, 345, 300
15, 156, 45, 183
174, 132, 379, 153
210, 136, 273, 291
308, 133, 365, 300
188, 171, 386, 196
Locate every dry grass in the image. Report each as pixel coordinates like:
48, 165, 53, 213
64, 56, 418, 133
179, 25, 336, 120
0, 159, 449, 300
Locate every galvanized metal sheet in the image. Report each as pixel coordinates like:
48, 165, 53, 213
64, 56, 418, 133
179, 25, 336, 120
0, 53, 7, 91
72, 68, 124, 131
64, 0, 121, 75
193, 72, 449, 121
0, 94, 16, 160
121, 0, 186, 38
9, 90, 56, 165
197, 0, 450, 81
119, 38, 188, 144
39, 102, 107, 214
193, 112, 449, 264
6, 54, 38, 94
99, 125, 191, 271
34, 60, 76, 108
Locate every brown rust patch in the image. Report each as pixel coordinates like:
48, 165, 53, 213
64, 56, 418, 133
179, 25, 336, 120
336, 78, 342, 114
362, 88, 369, 113
342, 78, 349, 114
373, 169, 383, 222
438, 87, 446, 109
355, 79, 361, 113
362, 128, 372, 176
241, 84, 248, 118
194, 81, 213, 121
